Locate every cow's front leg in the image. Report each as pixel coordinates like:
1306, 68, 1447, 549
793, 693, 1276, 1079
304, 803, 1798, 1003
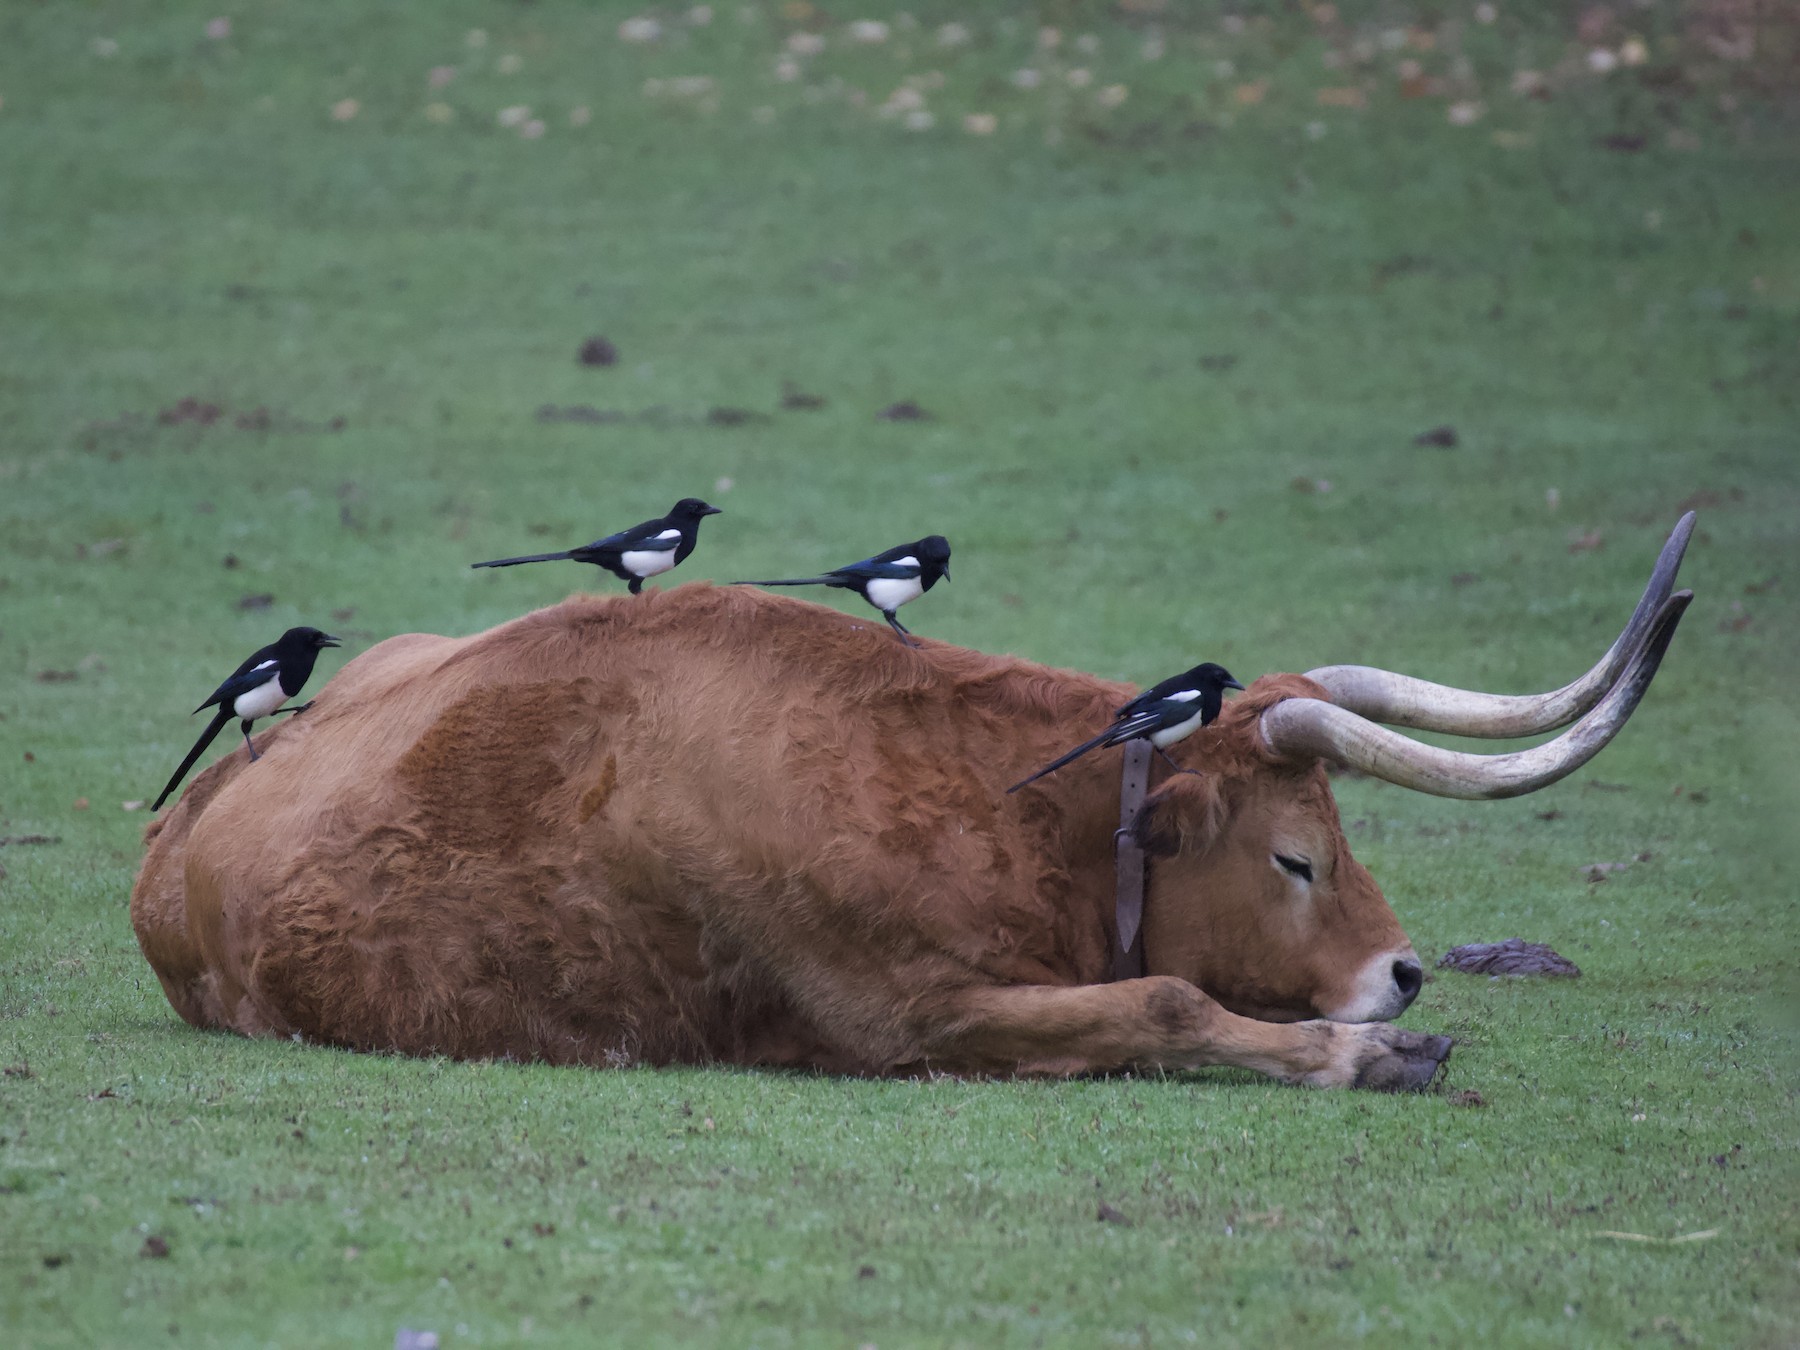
916, 977, 1450, 1090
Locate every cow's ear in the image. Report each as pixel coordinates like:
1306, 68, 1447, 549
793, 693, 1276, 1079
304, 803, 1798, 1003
1128, 774, 1224, 858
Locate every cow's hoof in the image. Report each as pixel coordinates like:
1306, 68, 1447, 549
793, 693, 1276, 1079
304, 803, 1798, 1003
1350, 1026, 1453, 1092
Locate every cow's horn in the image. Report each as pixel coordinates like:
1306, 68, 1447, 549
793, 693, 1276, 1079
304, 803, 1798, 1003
1260, 591, 1690, 800
1301, 512, 1694, 738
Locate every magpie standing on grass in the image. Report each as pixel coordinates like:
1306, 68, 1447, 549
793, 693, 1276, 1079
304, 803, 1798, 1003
471, 497, 722, 594
152, 627, 341, 810
735, 535, 951, 646
1008, 662, 1244, 793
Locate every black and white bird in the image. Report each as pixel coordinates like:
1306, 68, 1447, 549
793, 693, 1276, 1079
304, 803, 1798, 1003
152, 626, 341, 811
735, 535, 951, 645
471, 497, 722, 594
1008, 662, 1245, 793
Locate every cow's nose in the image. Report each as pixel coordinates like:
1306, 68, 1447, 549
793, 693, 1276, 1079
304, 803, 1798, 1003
1392, 959, 1424, 1008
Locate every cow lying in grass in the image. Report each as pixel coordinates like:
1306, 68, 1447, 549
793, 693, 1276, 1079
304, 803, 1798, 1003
132, 520, 1693, 1091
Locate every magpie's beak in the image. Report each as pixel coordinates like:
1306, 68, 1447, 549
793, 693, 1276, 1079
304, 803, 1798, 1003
700, 505, 723, 516
319, 635, 342, 648
1224, 678, 1245, 691
942, 565, 952, 582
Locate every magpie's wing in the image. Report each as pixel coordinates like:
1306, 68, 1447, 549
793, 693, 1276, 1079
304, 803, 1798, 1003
828, 556, 922, 583
191, 645, 278, 713
578, 520, 681, 557
1111, 704, 1184, 739
1114, 668, 1206, 720
194, 658, 280, 714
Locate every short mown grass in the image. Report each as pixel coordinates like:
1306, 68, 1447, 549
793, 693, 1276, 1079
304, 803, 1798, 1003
2, 3, 1796, 1346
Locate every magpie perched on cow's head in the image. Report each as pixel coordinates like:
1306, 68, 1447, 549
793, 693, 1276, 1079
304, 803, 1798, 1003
1008, 660, 1245, 792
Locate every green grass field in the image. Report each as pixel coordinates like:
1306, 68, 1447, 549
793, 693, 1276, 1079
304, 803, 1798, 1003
2, 3, 1797, 1345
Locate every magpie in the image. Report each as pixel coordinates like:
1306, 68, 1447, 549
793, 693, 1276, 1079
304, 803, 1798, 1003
735, 535, 951, 645
1007, 662, 1245, 793
152, 627, 341, 811
471, 497, 722, 594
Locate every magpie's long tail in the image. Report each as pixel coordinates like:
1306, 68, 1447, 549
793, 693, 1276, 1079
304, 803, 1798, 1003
470, 550, 576, 569
152, 709, 233, 811
731, 577, 840, 588
1007, 727, 1126, 794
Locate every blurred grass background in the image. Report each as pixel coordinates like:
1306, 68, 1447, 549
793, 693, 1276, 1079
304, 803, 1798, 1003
1, 2, 1796, 1346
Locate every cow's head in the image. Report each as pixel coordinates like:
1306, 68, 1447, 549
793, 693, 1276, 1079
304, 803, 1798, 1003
1135, 678, 1422, 1023
1133, 515, 1696, 1024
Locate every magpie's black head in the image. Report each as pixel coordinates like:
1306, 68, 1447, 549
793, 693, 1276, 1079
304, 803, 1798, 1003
282, 626, 342, 650
1191, 662, 1243, 692
671, 498, 723, 519
917, 534, 952, 580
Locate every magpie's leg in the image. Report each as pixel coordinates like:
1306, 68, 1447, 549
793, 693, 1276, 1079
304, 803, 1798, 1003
628, 576, 644, 596
270, 701, 314, 718
242, 720, 261, 763
883, 611, 918, 647
1156, 747, 1202, 778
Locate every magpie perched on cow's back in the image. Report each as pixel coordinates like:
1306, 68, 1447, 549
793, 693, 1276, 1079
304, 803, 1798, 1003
735, 535, 951, 645
1008, 662, 1245, 793
152, 626, 341, 811
471, 497, 722, 594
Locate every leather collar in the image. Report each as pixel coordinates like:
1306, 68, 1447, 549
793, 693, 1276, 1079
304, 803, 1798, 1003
1112, 741, 1153, 981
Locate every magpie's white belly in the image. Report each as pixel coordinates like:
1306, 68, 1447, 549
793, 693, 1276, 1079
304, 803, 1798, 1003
231, 676, 289, 721
864, 575, 924, 613
621, 548, 678, 578
1148, 708, 1205, 749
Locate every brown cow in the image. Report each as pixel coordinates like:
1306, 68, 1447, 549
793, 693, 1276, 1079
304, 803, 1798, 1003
130, 520, 1693, 1090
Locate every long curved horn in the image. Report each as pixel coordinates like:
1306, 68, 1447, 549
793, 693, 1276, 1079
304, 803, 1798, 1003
1260, 592, 1690, 800
1303, 512, 1695, 738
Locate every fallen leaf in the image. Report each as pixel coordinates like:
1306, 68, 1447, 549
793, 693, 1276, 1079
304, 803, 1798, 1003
707, 406, 769, 427
780, 382, 827, 410
72, 798, 90, 811
1315, 86, 1366, 108
87, 1087, 118, 1100
877, 400, 931, 422
1233, 80, 1268, 105
857, 1264, 877, 1279
1096, 1201, 1133, 1225
140, 1235, 171, 1259
1414, 425, 1458, 447
0, 834, 60, 846
578, 336, 619, 367
2, 1063, 33, 1079
1437, 939, 1580, 978
1449, 1089, 1487, 1107
222, 554, 240, 570
35, 670, 78, 683
237, 594, 275, 611
1567, 530, 1604, 554
121, 800, 145, 812
1578, 861, 1632, 882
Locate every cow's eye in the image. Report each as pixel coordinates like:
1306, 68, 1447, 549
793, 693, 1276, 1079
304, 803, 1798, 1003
1273, 853, 1313, 883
